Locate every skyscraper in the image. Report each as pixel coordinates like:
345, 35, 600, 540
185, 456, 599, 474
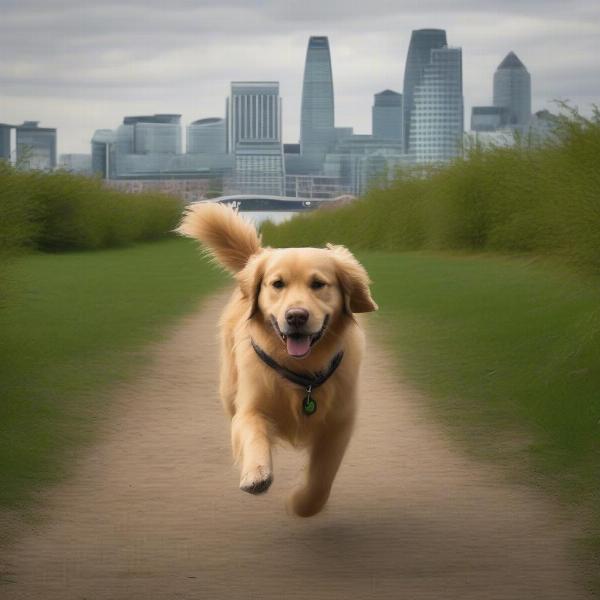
402, 29, 447, 153
233, 142, 285, 196
493, 52, 531, 130
409, 46, 464, 164
372, 90, 403, 140
300, 36, 335, 170
227, 82, 285, 195
227, 82, 282, 150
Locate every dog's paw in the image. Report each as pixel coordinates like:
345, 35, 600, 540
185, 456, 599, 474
240, 466, 273, 495
288, 487, 329, 517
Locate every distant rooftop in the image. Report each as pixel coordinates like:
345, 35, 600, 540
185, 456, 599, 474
17, 121, 56, 132
231, 81, 279, 86
191, 117, 223, 125
414, 28, 446, 34
374, 89, 402, 107
497, 51, 527, 70
123, 114, 181, 125
308, 36, 330, 48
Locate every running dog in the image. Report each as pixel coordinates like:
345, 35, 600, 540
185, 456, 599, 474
178, 203, 377, 517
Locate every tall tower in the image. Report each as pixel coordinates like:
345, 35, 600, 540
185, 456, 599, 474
372, 90, 403, 140
300, 36, 335, 170
227, 82, 282, 151
402, 29, 447, 153
493, 52, 531, 130
409, 47, 464, 164
227, 82, 285, 195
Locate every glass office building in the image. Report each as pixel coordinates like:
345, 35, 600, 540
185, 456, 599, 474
372, 90, 403, 141
227, 82, 281, 149
323, 135, 405, 195
227, 82, 285, 195
409, 46, 464, 164
91, 118, 233, 181
493, 52, 531, 130
470, 106, 510, 132
0, 123, 13, 162
300, 36, 335, 169
91, 129, 115, 178
108, 115, 182, 177
123, 114, 182, 155
16, 121, 57, 170
402, 29, 447, 153
187, 118, 226, 154
234, 141, 285, 196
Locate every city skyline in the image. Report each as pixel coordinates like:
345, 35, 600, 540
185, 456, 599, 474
1, 1, 598, 155
87, 32, 450, 195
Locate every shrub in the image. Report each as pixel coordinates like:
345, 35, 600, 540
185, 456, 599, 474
0, 166, 183, 254
262, 109, 600, 272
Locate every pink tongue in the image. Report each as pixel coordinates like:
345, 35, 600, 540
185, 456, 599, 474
286, 336, 311, 357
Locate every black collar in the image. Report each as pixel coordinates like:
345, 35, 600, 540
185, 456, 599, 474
251, 339, 344, 390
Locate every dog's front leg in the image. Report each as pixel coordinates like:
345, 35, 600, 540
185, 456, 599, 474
231, 410, 273, 495
290, 418, 354, 517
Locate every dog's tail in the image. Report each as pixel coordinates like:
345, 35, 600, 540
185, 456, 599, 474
177, 202, 262, 273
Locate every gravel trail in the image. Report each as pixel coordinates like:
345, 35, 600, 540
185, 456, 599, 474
0, 290, 589, 599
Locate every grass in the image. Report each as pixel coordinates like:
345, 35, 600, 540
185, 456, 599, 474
0, 238, 226, 514
359, 251, 600, 589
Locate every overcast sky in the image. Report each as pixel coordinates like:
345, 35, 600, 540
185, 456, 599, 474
1, 0, 599, 155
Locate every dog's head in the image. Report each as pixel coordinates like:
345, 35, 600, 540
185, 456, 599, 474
238, 244, 377, 359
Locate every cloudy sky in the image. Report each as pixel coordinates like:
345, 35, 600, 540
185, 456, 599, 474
1, 0, 599, 155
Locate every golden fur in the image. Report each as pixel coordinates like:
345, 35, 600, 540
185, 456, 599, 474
178, 203, 377, 517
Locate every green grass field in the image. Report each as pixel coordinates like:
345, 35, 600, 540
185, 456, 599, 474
0, 238, 225, 513
359, 251, 600, 584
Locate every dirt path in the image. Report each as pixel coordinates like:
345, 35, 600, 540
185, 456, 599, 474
0, 290, 589, 599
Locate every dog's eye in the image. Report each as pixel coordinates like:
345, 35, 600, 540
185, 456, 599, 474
310, 280, 326, 290
272, 280, 285, 289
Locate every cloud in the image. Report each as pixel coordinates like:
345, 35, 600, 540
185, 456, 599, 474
1, 0, 598, 153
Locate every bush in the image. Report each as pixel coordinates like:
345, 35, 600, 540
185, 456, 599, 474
262, 109, 600, 272
0, 163, 43, 255
0, 165, 183, 254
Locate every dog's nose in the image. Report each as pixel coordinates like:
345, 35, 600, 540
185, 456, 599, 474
285, 307, 309, 329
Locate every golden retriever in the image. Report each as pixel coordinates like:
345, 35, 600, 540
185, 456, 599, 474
178, 203, 377, 517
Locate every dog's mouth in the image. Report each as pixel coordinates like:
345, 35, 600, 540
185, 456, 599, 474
270, 315, 330, 359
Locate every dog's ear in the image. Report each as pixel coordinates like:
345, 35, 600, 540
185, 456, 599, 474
327, 244, 378, 314
236, 251, 269, 319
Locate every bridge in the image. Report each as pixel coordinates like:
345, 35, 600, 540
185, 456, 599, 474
205, 194, 337, 212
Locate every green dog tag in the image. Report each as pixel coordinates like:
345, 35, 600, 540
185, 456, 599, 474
303, 387, 317, 416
